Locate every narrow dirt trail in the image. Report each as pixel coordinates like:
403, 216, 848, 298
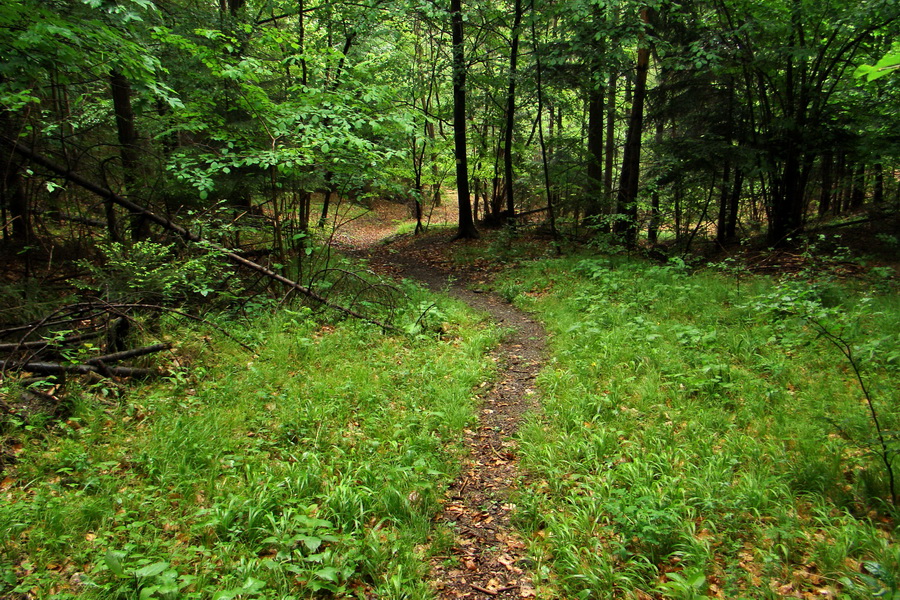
358, 231, 546, 599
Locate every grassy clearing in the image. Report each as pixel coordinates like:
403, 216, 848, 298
499, 253, 900, 599
1, 287, 499, 598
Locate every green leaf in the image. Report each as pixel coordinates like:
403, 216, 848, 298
105, 550, 126, 577
133, 561, 169, 578
299, 535, 322, 552
314, 566, 340, 582
855, 52, 900, 81
139, 586, 159, 600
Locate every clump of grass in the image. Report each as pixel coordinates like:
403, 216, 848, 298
0, 290, 499, 598
501, 254, 899, 599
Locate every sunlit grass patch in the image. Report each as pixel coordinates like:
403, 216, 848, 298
502, 254, 899, 599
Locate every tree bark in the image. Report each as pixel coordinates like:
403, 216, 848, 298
613, 8, 651, 247
818, 152, 833, 217
1, 361, 154, 378
873, 163, 884, 206
603, 72, 617, 228
648, 121, 663, 244
110, 70, 141, 241
716, 161, 731, 245
451, 0, 478, 239
531, 4, 558, 239
502, 0, 522, 223
3, 164, 31, 243
725, 168, 743, 241
585, 86, 604, 225
850, 163, 866, 209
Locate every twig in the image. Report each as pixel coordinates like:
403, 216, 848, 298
470, 584, 498, 596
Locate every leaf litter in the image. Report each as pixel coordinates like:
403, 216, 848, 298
358, 230, 546, 599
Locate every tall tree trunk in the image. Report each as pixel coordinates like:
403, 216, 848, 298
768, 149, 805, 245
427, 119, 441, 207
726, 168, 743, 241
3, 164, 31, 243
873, 163, 884, 206
647, 121, 663, 244
584, 86, 604, 225
603, 72, 617, 231
716, 162, 732, 245
531, 3, 558, 239
834, 151, 848, 214
850, 163, 866, 209
451, 0, 478, 239
818, 152, 833, 217
110, 69, 141, 241
502, 0, 522, 223
298, 0, 308, 86
613, 8, 650, 247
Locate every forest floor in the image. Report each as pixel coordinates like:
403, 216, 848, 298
343, 212, 547, 599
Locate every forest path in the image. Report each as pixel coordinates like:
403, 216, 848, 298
352, 229, 546, 599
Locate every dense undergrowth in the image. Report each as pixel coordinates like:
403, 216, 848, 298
0, 284, 499, 598
498, 248, 900, 599
3, 226, 899, 600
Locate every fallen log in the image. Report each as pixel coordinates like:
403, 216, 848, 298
1, 361, 155, 378
85, 343, 171, 365
0, 330, 104, 353
1, 136, 396, 332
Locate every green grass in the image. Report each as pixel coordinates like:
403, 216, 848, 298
0, 291, 499, 598
499, 254, 900, 599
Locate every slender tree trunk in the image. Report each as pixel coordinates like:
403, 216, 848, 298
603, 72, 617, 230
674, 180, 683, 242
298, 0, 308, 86
873, 163, 884, 206
3, 165, 31, 243
726, 168, 743, 241
850, 163, 866, 209
427, 118, 441, 207
451, 0, 478, 239
648, 121, 663, 244
531, 5, 558, 239
110, 69, 141, 241
502, 0, 522, 223
585, 86, 604, 225
613, 8, 650, 247
819, 152, 833, 217
716, 162, 732, 245
835, 152, 848, 214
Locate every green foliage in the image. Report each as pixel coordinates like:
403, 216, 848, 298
0, 287, 498, 597
75, 241, 231, 304
855, 43, 900, 81
500, 253, 899, 598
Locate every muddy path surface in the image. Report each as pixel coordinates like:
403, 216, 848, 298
356, 231, 547, 599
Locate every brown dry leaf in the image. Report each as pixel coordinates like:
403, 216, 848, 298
519, 583, 537, 598
0, 476, 15, 491
464, 558, 477, 571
